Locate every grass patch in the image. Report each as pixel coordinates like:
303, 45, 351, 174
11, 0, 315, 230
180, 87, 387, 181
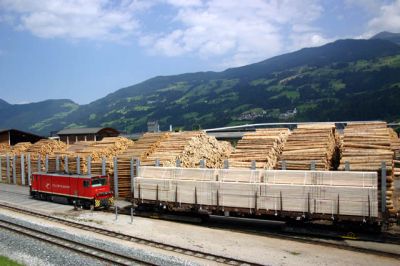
286, 251, 301, 256
0, 256, 22, 266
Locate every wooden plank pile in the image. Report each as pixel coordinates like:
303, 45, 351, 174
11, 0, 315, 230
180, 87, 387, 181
338, 122, 396, 214
135, 167, 378, 217
229, 128, 290, 169
277, 124, 339, 170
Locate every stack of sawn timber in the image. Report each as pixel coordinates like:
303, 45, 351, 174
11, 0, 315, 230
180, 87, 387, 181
134, 166, 378, 217
339, 122, 396, 214
277, 124, 339, 170
229, 128, 290, 169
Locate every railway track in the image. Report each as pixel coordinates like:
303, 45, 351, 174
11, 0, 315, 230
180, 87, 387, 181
0, 202, 258, 266
0, 219, 150, 265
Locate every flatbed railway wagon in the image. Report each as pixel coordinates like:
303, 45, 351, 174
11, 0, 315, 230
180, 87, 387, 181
30, 172, 114, 209
132, 166, 392, 227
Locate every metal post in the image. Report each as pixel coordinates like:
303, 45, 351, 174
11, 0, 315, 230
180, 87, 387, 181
87, 156, 91, 175
223, 159, 229, 169
251, 160, 256, 170
310, 160, 316, 170
56, 155, 60, 172
282, 160, 287, 170
176, 159, 181, 168
155, 159, 160, 167
45, 155, 49, 172
76, 156, 80, 175
6, 155, 10, 183
27, 154, 31, 186
37, 155, 41, 172
102, 157, 106, 176
345, 161, 350, 171
115, 205, 118, 220
21, 154, 25, 186
200, 159, 205, 168
130, 207, 134, 224
113, 157, 119, 198
381, 162, 386, 214
64, 156, 68, 173
130, 158, 134, 197
12, 155, 16, 184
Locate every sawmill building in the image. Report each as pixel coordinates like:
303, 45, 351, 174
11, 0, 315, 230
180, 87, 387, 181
57, 127, 120, 144
0, 129, 44, 145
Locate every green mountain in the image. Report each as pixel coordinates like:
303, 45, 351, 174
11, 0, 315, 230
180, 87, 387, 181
1, 34, 400, 135
371, 31, 400, 45
0, 99, 79, 135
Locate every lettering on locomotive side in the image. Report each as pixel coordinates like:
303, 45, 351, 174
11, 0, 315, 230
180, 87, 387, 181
51, 183, 70, 189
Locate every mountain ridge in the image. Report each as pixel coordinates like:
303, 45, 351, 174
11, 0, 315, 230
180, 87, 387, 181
1, 33, 400, 135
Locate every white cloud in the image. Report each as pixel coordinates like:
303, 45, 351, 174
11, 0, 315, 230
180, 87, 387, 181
0, 0, 151, 42
367, 0, 400, 34
142, 0, 326, 67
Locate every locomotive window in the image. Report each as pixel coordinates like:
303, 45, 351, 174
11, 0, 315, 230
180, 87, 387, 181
92, 178, 107, 187
83, 180, 90, 187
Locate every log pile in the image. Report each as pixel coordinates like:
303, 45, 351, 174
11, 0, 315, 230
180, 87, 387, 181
277, 124, 339, 170
229, 128, 290, 169
0, 144, 12, 154
116, 132, 170, 198
389, 128, 400, 212
26, 139, 68, 158
11, 142, 32, 155
338, 122, 396, 214
119, 132, 170, 160
143, 131, 233, 168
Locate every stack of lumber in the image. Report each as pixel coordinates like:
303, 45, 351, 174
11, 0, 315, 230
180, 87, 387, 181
11, 142, 32, 155
338, 122, 395, 213
277, 124, 339, 170
135, 166, 378, 217
229, 128, 290, 169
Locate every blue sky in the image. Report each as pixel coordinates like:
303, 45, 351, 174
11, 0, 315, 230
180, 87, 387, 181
0, 0, 399, 105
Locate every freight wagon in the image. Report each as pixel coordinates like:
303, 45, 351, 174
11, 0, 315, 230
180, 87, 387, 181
132, 166, 390, 227
30, 172, 114, 209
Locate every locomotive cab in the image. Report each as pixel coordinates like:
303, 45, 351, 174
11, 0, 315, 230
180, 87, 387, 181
90, 176, 114, 208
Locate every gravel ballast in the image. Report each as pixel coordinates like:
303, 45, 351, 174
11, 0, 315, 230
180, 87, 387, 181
0, 213, 200, 266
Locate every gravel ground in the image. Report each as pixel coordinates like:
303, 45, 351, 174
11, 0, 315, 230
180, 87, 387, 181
0, 213, 200, 266
0, 228, 104, 266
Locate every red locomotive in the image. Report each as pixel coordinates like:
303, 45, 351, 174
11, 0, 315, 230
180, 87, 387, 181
30, 172, 114, 209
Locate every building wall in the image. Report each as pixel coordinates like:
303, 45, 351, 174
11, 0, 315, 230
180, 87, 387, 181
59, 134, 96, 144
0, 132, 9, 145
